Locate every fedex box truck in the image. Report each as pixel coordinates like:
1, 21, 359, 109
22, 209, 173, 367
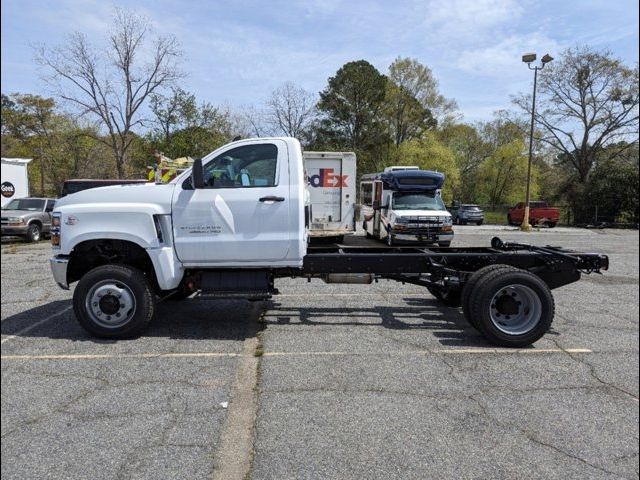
303, 151, 356, 241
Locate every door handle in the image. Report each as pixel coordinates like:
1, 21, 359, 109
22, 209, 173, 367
259, 196, 285, 202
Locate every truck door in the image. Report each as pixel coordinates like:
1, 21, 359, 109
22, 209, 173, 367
172, 140, 290, 264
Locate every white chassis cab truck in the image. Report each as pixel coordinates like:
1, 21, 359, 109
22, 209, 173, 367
49, 137, 609, 348
303, 151, 356, 242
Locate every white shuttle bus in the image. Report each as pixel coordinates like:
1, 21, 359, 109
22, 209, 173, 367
360, 168, 453, 246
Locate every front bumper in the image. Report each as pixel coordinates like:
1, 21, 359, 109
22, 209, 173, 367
393, 232, 454, 243
50, 256, 70, 290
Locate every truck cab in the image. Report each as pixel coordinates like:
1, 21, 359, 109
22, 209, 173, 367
360, 169, 453, 246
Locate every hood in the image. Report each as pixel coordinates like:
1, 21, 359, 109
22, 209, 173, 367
55, 182, 176, 214
0, 209, 42, 217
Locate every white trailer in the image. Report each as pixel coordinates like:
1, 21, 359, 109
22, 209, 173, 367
303, 151, 356, 241
1, 158, 32, 207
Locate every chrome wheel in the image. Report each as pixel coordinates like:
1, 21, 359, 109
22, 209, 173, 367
85, 280, 136, 329
489, 284, 542, 335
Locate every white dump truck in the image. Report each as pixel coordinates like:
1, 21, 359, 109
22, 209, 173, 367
303, 151, 356, 241
49, 137, 608, 347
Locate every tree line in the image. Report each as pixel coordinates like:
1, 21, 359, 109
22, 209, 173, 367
1, 9, 637, 224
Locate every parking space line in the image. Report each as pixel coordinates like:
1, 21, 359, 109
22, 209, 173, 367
1, 306, 72, 345
1, 352, 239, 360
1, 348, 592, 361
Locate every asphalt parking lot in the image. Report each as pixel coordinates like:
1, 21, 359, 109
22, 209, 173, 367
1, 226, 639, 480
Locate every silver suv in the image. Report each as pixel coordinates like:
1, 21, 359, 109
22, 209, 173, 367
1, 197, 56, 242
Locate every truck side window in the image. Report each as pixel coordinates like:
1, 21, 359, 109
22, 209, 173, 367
361, 183, 373, 206
202, 144, 278, 188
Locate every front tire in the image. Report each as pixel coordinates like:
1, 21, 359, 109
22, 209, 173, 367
73, 264, 155, 338
25, 223, 41, 243
466, 268, 554, 347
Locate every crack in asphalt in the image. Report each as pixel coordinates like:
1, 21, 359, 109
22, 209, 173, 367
0, 377, 109, 439
469, 392, 632, 480
550, 336, 639, 401
435, 351, 635, 480
114, 392, 185, 480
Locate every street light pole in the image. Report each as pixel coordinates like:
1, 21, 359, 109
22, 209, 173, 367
521, 53, 553, 231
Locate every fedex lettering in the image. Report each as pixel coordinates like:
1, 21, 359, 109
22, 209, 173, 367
307, 168, 348, 188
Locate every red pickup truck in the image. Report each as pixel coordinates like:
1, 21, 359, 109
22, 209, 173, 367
507, 201, 560, 228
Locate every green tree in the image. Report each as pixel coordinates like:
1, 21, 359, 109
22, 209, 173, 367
438, 123, 489, 201
148, 88, 232, 160
316, 60, 387, 151
0, 93, 109, 195
385, 57, 456, 142
390, 132, 460, 203
476, 140, 539, 208
581, 144, 639, 224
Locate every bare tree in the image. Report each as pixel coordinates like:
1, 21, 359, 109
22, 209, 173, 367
36, 7, 183, 178
513, 46, 639, 184
265, 82, 317, 139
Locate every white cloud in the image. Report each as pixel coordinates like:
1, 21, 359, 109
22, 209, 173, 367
456, 33, 562, 78
419, 0, 523, 39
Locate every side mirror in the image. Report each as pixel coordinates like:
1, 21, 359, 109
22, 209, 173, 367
192, 158, 205, 189
372, 200, 380, 211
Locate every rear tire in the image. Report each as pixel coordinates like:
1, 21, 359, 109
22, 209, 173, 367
25, 223, 41, 243
73, 264, 155, 338
467, 268, 554, 347
462, 265, 519, 329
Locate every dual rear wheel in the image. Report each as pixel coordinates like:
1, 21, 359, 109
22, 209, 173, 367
430, 264, 555, 347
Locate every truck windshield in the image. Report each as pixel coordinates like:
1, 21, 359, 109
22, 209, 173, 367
2, 199, 45, 211
392, 193, 446, 211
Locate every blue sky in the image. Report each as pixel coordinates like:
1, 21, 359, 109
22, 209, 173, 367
1, 0, 638, 123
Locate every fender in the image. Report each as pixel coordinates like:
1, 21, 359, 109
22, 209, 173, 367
56, 206, 184, 291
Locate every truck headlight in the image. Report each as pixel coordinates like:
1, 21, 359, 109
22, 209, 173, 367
7, 217, 24, 225
443, 217, 453, 227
